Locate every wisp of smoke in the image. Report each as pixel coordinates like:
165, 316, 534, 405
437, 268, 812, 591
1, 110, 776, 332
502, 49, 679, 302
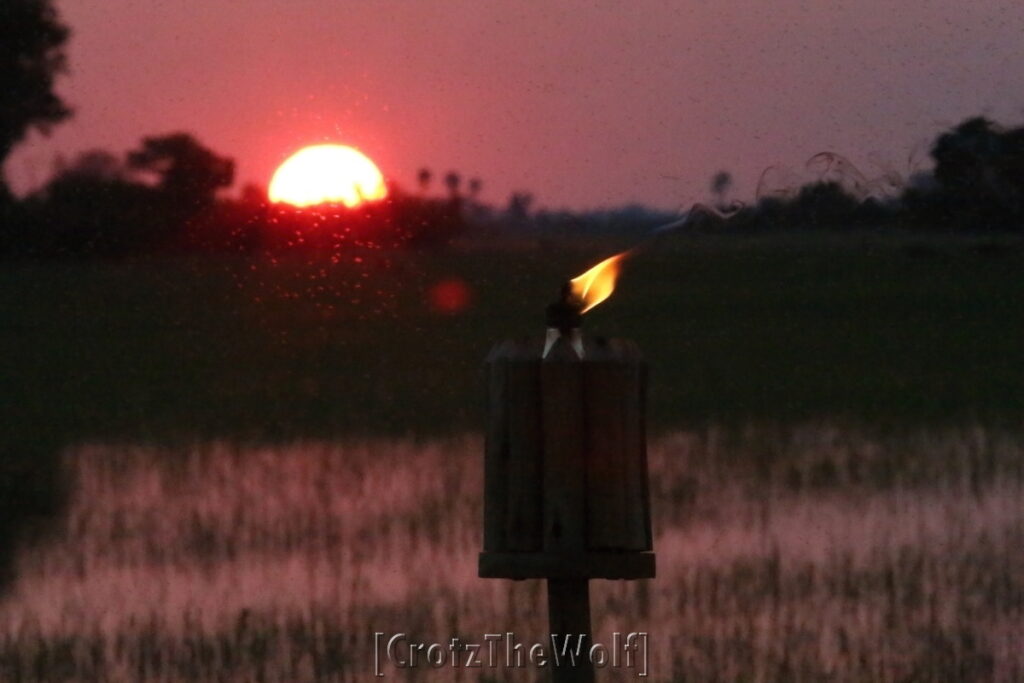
609, 201, 745, 270
755, 164, 806, 202
757, 151, 915, 203
581, 148, 916, 297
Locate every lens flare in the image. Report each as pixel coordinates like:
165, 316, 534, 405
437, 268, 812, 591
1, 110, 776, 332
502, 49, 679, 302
428, 278, 473, 315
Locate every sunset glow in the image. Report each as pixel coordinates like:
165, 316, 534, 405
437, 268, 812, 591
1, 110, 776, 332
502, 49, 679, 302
268, 144, 386, 208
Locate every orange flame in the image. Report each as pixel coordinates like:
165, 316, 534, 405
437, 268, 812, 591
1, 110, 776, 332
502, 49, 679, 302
570, 252, 625, 313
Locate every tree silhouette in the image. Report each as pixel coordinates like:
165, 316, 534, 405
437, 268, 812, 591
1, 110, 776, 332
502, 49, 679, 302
417, 167, 432, 193
923, 117, 1024, 229
0, 2, 73, 589
932, 118, 999, 195
0, 0, 71, 203
52, 149, 124, 183
467, 177, 483, 200
444, 171, 461, 197
17, 135, 236, 256
710, 170, 732, 209
790, 181, 862, 228
127, 133, 234, 208
39, 149, 167, 256
507, 191, 534, 224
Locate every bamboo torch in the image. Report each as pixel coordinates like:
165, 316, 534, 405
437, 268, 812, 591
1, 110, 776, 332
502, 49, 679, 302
480, 253, 655, 682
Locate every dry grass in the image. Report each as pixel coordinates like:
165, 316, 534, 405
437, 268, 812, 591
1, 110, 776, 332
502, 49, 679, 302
1, 425, 1022, 681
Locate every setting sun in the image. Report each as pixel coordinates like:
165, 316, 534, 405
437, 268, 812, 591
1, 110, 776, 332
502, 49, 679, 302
268, 144, 387, 208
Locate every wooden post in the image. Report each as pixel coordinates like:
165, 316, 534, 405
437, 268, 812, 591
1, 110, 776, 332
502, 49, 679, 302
541, 338, 593, 682
480, 332, 656, 680
547, 578, 594, 683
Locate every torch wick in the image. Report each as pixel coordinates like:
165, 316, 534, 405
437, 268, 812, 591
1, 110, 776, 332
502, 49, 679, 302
546, 281, 584, 334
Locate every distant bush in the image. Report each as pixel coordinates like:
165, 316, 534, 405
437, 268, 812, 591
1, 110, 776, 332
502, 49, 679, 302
904, 117, 1024, 231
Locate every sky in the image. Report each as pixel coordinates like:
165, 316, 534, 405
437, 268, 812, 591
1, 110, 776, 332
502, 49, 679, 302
8, 0, 1024, 211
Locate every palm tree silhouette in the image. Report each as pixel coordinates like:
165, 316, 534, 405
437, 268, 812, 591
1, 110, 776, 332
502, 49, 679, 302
417, 167, 432, 194
444, 171, 461, 198
711, 170, 732, 209
467, 177, 482, 200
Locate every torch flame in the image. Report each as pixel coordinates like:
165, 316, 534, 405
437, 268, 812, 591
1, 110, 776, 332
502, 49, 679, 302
570, 252, 625, 313
558, 205, 738, 316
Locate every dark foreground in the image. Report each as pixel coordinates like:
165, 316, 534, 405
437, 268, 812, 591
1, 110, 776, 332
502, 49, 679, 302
2, 231, 1022, 443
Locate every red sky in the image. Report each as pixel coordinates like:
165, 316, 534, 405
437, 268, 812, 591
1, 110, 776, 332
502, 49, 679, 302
8, 0, 1024, 210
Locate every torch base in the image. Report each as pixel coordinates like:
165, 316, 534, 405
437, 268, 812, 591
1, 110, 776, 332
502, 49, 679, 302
479, 551, 655, 580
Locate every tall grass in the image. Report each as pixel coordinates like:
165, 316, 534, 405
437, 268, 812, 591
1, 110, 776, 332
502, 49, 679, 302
1, 424, 1021, 680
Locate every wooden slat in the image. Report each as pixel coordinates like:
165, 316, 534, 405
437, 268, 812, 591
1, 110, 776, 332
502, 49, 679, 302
620, 340, 653, 550
640, 354, 653, 548
504, 346, 543, 551
583, 341, 631, 549
541, 337, 587, 553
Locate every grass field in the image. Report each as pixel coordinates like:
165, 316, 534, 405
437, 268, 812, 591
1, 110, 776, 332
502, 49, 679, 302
0, 426, 1021, 680
2, 231, 1023, 443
